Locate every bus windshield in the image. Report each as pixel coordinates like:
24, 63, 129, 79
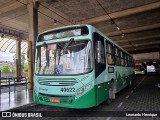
35, 40, 92, 75
135, 65, 144, 71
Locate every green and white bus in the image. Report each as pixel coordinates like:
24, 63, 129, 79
34, 25, 134, 108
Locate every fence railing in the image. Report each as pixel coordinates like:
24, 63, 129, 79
0, 70, 28, 103
0, 72, 28, 78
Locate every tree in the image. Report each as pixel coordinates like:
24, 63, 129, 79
21, 54, 25, 71
13, 54, 26, 73
10, 66, 16, 73
1, 64, 10, 73
23, 65, 28, 72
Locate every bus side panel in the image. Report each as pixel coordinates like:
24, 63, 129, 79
96, 82, 109, 105
116, 67, 133, 92
94, 68, 110, 105
115, 66, 123, 93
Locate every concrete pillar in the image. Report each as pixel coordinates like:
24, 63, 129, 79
16, 39, 21, 82
27, 0, 39, 90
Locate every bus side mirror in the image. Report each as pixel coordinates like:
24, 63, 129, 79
97, 41, 101, 63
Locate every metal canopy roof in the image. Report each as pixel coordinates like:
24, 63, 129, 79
0, 37, 28, 54
0, 0, 160, 62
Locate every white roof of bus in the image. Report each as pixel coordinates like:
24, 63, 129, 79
38, 24, 132, 57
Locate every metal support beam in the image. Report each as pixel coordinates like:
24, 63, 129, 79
27, 0, 39, 90
128, 48, 159, 54
0, 26, 23, 39
81, 2, 160, 24
134, 59, 160, 63
0, 0, 23, 15
122, 41, 160, 48
106, 23, 160, 37
115, 34, 160, 43
126, 45, 160, 52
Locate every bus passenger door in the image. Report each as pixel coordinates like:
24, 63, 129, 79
93, 32, 108, 105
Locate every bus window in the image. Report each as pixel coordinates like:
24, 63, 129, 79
106, 42, 114, 65
115, 47, 118, 65
132, 58, 134, 67
121, 51, 124, 66
129, 56, 131, 67
128, 56, 131, 67
118, 49, 121, 65
115, 47, 121, 65
124, 53, 127, 66
126, 54, 129, 67
93, 33, 106, 77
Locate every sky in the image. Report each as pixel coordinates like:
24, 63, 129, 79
0, 52, 15, 62
0, 52, 28, 63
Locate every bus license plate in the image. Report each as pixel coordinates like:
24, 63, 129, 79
50, 98, 60, 103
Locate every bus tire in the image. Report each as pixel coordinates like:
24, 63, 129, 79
128, 79, 132, 88
107, 80, 115, 104
106, 98, 112, 105
130, 79, 132, 86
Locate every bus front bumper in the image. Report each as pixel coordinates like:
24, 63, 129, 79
134, 71, 145, 75
33, 87, 96, 109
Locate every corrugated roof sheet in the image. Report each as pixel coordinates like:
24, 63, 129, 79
0, 37, 28, 54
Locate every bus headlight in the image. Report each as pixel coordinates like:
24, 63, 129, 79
76, 87, 84, 98
85, 84, 92, 91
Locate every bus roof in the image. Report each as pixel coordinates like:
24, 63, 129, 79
38, 24, 85, 36
90, 25, 132, 56
38, 24, 132, 57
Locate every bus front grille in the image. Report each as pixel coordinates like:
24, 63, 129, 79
38, 78, 78, 86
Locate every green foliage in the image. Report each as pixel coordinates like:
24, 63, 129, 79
13, 54, 26, 73
13, 54, 26, 65
21, 54, 25, 65
1, 64, 10, 73
23, 65, 28, 72
10, 66, 16, 73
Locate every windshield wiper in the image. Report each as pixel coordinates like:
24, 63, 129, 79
62, 38, 74, 51
57, 38, 74, 66
58, 38, 74, 56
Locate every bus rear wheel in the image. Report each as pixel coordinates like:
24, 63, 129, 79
127, 77, 132, 88
106, 98, 112, 105
107, 80, 115, 104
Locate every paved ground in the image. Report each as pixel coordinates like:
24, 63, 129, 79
0, 85, 27, 93
1, 74, 160, 120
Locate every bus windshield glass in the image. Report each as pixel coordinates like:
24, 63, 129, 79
135, 65, 144, 71
35, 40, 92, 75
